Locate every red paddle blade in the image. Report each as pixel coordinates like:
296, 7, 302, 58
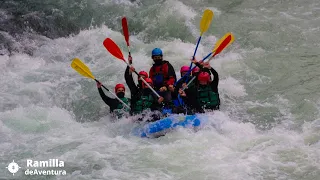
122, 17, 130, 46
213, 33, 234, 56
103, 38, 125, 61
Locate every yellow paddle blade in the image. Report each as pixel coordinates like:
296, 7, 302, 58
200, 9, 214, 36
212, 32, 235, 53
71, 58, 95, 79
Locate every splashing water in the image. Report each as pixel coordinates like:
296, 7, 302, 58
1, 0, 320, 179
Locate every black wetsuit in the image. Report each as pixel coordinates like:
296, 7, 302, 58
97, 88, 125, 112
125, 66, 142, 97
97, 87, 131, 120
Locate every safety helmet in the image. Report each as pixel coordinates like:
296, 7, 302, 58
197, 72, 210, 82
142, 78, 153, 88
180, 66, 190, 73
115, 83, 125, 92
151, 48, 163, 56
138, 71, 148, 78
192, 67, 200, 74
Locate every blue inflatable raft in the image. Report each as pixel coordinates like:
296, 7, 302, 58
132, 114, 204, 138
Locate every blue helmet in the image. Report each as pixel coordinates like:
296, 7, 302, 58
152, 48, 163, 56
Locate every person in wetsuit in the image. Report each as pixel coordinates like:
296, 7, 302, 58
97, 82, 130, 118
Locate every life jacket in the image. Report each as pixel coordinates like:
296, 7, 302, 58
132, 94, 154, 114
151, 61, 169, 89
112, 97, 130, 118
197, 85, 220, 109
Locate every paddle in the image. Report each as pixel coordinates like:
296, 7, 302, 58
176, 32, 235, 85
103, 38, 161, 98
71, 58, 131, 110
186, 9, 213, 82
122, 17, 132, 64
180, 32, 235, 89
208, 32, 235, 62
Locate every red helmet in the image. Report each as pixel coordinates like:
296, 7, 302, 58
180, 66, 190, 73
197, 72, 210, 82
145, 78, 153, 84
139, 71, 148, 78
114, 83, 125, 92
192, 67, 200, 74
142, 78, 153, 88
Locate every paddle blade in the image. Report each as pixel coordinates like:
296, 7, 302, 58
122, 17, 130, 46
103, 38, 125, 61
71, 58, 95, 79
200, 9, 214, 35
212, 32, 235, 56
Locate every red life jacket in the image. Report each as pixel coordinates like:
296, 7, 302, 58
149, 61, 169, 89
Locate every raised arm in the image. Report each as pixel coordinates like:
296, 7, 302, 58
124, 66, 139, 94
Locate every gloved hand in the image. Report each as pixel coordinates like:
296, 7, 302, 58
182, 83, 188, 90
159, 86, 167, 92
96, 81, 102, 88
179, 88, 186, 96
203, 62, 212, 69
191, 59, 198, 64
129, 66, 135, 73
128, 55, 132, 64
158, 96, 164, 104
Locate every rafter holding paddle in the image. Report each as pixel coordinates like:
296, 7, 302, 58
103, 38, 162, 98
176, 32, 235, 85
182, 33, 235, 89
70, 58, 131, 109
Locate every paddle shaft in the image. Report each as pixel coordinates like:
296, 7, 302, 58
207, 52, 217, 63
187, 36, 202, 73
193, 36, 202, 59
127, 47, 132, 64
127, 46, 131, 56
181, 76, 196, 91
95, 79, 131, 109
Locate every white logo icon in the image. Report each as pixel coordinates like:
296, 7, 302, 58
6, 160, 21, 175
